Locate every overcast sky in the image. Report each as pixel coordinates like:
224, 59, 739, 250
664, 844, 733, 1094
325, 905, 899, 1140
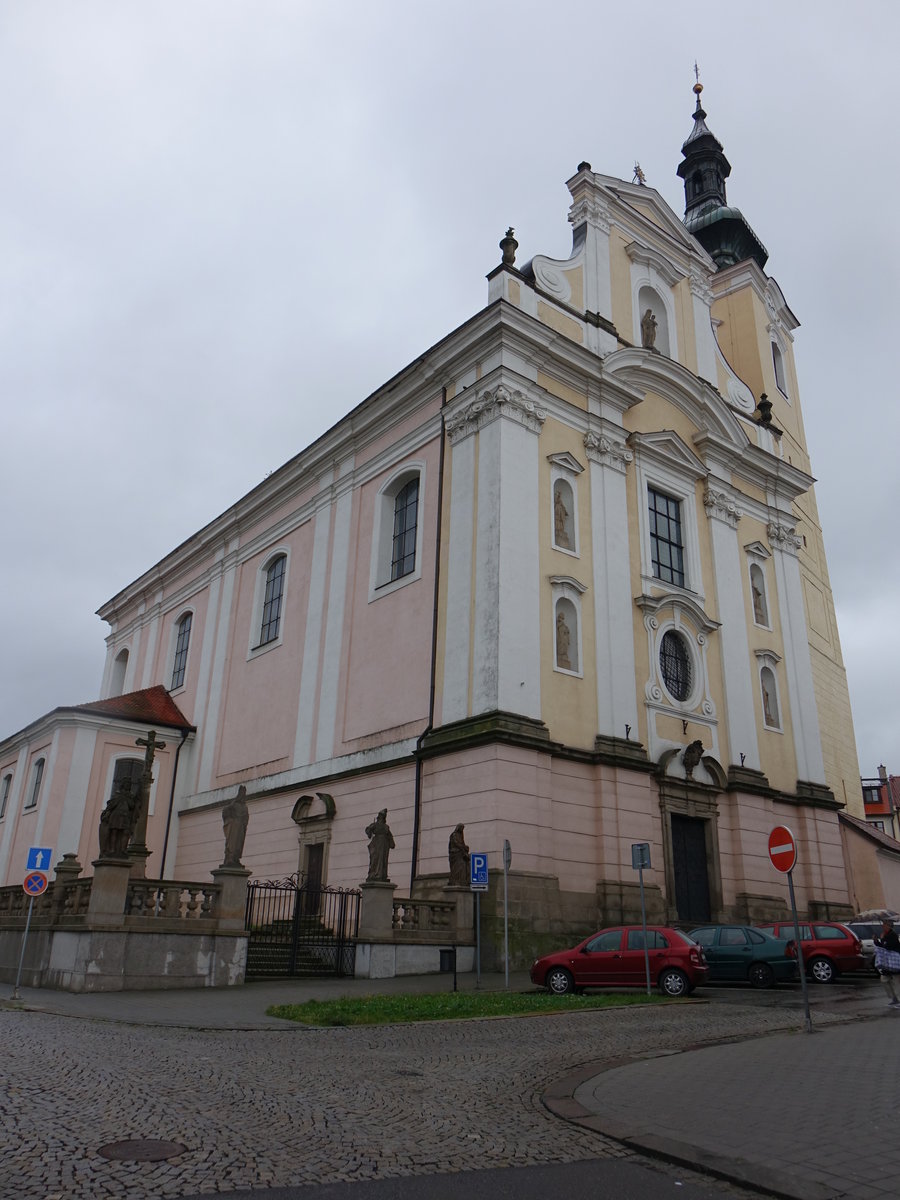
1, 3, 896, 780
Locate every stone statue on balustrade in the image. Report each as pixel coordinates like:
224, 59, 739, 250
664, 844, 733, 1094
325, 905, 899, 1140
365, 809, 395, 882
222, 785, 250, 868
448, 823, 470, 887
98, 777, 139, 859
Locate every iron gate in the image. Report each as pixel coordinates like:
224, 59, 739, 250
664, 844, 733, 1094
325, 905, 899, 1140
244, 874, 360, 979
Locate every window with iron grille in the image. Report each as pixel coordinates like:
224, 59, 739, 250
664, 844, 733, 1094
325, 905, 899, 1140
259, 555, 286, 645
171, 612, 192, 690
659, 630, 691, 701
648, 487, 685, 587
391, 478, 419, 581
25, 758, 44, 810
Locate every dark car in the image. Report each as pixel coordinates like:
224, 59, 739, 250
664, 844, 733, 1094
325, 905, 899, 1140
688, 924, 797, 988
530, 925, 709, 998
756, 920, 864, 983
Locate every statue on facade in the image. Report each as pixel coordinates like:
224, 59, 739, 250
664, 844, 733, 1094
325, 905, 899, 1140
98, 777, 139, 859
365, 809, 395, 882
553, 486, 570, 548
682, 740, 704, 780
751, 579, 766, 625
556, 610, 572, 670
640, 307, 658, 350
448, 824, 470, 887
222, 785, 250, 868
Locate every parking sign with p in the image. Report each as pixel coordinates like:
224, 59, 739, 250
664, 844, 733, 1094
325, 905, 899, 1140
470, 852, 488, 891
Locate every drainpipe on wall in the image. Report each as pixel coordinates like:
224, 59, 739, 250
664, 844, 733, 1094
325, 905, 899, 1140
410, 387, 447, 894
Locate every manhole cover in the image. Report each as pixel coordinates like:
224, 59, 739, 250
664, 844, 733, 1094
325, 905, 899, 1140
97, 1139, 186, 1162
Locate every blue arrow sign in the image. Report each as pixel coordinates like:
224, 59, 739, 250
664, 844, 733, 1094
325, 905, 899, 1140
470, 852, 488, 890
27, 846, 53, 872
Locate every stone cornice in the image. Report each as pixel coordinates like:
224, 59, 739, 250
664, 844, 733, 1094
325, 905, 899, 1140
445, 384, 547, 445
625, 240, 686, 287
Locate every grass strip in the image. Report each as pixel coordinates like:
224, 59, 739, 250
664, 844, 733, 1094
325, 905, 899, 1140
267, 989, 665, 1026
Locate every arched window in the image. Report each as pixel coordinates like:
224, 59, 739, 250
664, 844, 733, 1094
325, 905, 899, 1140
371, 464, 425, 597
659, 631, 692, 702
554, 597, 580, 674
110, 648, 129, 696
760, 665, 781, 730
0, 773, 11, 819
771, 343, 787, 395
259, 554, 286, 646
170, 612, 192, 690
552, 479, 575, 552
391, 477, 419, 581
638, 285, 671, 356
749, 563, 769, 627
24, 757, 45, 810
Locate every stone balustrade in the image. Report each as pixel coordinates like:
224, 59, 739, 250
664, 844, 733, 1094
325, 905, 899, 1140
392, 898, 455, 935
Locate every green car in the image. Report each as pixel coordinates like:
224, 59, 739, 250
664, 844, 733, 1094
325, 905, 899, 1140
688, 924, 798, 989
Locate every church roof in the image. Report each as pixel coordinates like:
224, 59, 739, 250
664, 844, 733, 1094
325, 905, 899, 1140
65, 685, 194, 730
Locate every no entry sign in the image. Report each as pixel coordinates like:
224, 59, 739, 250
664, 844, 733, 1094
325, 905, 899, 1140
768, 826, 797, 873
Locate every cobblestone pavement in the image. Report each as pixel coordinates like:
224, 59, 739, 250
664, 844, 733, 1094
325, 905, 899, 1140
0, 996, 842, 1200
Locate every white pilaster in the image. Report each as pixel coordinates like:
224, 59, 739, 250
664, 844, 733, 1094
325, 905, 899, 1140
584, 428, 638, 738
449, 384, 544, 720
195, 560, 237, 793
691, 270, 718, 384
441, 434, 475, 724
315, 484, 353, 763
57, 727, 98, 857
294, 501, 332, 766
705, 486, 760, 770
769, 521, 826, 784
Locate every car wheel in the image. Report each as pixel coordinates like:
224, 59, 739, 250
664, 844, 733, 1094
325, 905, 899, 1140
546, 967, 575, 995
658, 968, 689, 998
809, 956, 836, 984
748, 962, 775, 989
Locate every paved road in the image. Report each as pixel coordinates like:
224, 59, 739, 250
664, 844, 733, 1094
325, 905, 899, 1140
0, 971, 887, 1199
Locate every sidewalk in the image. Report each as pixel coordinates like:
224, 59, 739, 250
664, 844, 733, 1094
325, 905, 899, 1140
1, 968, 536, 1028
546, 1007, 900, 1200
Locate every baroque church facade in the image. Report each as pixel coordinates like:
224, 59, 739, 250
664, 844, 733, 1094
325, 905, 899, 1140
0, 88, 864, 954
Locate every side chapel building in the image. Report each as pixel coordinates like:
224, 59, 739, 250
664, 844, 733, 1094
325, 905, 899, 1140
0, 87, 866, 951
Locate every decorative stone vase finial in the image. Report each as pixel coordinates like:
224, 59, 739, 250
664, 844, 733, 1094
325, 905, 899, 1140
499, 227, 518, 267
757, 394, 773, 426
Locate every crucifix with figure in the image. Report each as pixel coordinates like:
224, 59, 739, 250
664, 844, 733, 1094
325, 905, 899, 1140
127, 729, 167, 876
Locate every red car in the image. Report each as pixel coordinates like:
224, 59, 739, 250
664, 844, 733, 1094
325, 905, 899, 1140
530, 925, 709, 998
756, 920, 864, 983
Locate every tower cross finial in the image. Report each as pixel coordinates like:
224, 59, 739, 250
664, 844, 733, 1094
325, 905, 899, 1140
694, 60, 700, 86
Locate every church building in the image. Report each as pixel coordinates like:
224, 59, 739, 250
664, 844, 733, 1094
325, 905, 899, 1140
0, 86, 865, 955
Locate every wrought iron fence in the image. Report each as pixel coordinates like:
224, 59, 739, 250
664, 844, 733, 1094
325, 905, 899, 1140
244, 874, 360, 979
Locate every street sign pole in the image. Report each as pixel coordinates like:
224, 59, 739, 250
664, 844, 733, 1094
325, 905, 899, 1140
502, 839, 511, 990
768, 825, 812, 1034
787, 869, 813, 1035
632, 843, 652, 996
11, 894, 36, 1001
475, 892, 481, 988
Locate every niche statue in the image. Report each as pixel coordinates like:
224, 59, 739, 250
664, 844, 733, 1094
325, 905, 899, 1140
365, 809, 395, 882
98, 777, 139, 859
222, 785, 250, 868
448, 823, 470, 887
